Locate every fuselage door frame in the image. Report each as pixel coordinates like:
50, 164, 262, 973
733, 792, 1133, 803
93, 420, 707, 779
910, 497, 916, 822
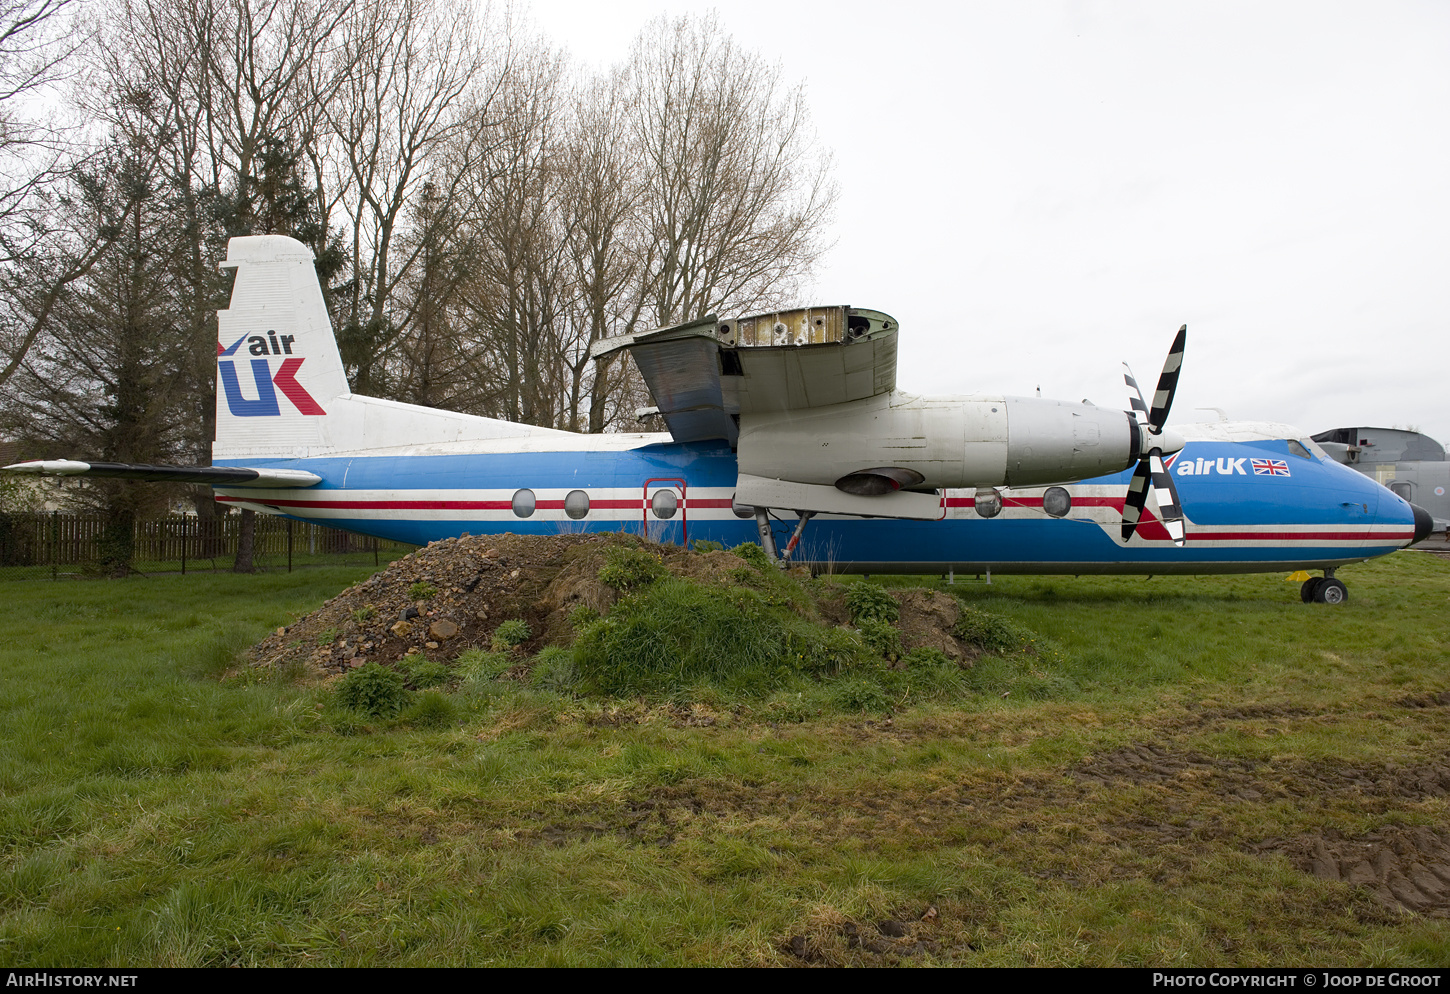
643, 477, 688, 546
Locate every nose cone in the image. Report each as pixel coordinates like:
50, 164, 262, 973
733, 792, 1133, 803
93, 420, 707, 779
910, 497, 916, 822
1410, 503, 1435, 546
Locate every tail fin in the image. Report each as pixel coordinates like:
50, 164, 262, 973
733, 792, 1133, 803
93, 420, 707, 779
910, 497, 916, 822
213, 234, 560, 462
214, 236, 350, 460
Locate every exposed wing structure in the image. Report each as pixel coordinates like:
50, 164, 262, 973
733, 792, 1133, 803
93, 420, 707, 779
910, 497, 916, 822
592, 305, 1151, 527
3, 460, 321, 488
591, 306, 898, 445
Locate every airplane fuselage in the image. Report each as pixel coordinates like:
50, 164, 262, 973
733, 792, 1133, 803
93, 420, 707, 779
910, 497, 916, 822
214, 430, 1420, 575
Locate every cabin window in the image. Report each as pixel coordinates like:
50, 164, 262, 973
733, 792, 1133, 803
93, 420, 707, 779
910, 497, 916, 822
1391, 482, 1412, 500
1043, 486, 1072, 518
651, 489, 678, 519
511, 489, 536, 518
564, 490, 590, 519
974, 488, 1002, 518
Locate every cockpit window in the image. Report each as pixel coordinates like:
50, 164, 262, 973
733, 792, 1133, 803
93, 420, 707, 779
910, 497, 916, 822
1300, 437, 1330, 461
1287, 439, 1312, 460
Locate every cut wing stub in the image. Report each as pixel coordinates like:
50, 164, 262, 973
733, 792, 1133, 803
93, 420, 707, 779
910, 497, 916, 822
2, 460, 321, 487
1122, 324, 1188, 546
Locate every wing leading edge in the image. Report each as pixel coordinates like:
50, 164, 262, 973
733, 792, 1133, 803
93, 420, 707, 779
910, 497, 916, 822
3, 460, 321, 487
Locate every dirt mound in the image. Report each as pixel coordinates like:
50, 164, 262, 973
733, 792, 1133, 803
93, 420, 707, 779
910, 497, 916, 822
248, 533, 978, 675
816, 585, 980, 663
251, 532, 633, 673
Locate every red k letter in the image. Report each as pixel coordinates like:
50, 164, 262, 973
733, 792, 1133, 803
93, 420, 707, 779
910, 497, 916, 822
272, 358, 326, 415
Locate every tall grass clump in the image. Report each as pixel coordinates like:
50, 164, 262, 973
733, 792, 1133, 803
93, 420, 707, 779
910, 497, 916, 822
334, 662, 412, 717
845, 582, 899, 625
597, 545, 667, 591
491, 619, 532, 651
573, 579, 863, 695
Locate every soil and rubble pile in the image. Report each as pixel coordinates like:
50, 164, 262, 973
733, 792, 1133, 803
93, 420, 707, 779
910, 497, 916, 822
249, 532, 978, 675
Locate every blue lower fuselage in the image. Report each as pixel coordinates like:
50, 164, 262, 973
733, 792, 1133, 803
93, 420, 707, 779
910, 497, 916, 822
216, 436, 1419, 574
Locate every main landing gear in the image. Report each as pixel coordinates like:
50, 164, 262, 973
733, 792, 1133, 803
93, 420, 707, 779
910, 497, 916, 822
753, 508, 815, 568
1300, 569, 1349, 605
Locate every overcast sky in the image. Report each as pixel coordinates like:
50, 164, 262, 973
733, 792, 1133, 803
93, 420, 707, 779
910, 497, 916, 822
524, 0, 1450, 446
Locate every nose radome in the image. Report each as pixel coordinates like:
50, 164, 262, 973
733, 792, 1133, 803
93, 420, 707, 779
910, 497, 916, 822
1410, 503, 1434, 546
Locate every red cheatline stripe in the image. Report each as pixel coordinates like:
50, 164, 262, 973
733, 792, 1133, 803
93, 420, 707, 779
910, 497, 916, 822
211, 497, 1415, 541
944, 496, 1126, 509
214, 496, 728, 511
217, 497, 514, 510
1191, 530, 1415, 542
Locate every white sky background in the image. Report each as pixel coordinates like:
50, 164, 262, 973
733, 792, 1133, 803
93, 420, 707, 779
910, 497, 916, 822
522, 0, 1450, 445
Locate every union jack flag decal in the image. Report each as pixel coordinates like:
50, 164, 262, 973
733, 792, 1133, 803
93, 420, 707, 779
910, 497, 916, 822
1251, 459, 1291, 477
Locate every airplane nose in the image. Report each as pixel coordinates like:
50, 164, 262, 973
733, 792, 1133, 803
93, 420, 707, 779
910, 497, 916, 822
1410, 503, 1434, 546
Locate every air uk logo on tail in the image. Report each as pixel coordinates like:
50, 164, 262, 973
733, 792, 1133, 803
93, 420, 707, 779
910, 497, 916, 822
217, 332, 326, 417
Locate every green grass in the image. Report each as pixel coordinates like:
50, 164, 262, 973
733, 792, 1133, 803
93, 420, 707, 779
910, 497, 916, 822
2, 554, 1449, 965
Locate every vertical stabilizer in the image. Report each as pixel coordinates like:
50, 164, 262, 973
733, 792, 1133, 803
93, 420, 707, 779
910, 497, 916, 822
213, 236, 349, 459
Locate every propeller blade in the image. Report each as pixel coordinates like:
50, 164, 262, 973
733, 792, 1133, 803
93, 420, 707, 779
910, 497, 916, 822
1147, 325, 1187, 429
1121, 459, 1152, 542
1121, 325, 1189, 545
1123, 363, 1149, 426
1148, 451, 1186, 547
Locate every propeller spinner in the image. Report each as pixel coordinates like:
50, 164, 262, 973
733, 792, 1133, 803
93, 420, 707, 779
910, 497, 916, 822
1122, 325, 1188, 546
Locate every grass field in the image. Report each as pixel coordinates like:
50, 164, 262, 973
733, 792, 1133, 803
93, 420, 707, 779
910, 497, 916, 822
2, 553, 1449, 966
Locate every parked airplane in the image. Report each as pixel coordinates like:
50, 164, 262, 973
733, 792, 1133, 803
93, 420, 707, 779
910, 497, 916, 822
5, 236, 1434, 604
1311, 426, 1450, 534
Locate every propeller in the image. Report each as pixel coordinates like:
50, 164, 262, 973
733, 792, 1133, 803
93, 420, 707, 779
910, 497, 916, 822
1122, 325, 1188, 546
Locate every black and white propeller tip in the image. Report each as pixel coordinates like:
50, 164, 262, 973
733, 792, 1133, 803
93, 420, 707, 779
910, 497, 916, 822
1122, 324, 1188, 547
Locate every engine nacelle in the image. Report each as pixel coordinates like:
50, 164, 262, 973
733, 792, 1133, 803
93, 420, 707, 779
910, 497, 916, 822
736, 391, 1137, 493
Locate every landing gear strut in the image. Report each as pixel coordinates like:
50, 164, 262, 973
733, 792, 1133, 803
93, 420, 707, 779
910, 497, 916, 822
780, 511, 815, 563
753, 508, 778, 562
1300, 569, 1349, 605
753, 508, 815, 568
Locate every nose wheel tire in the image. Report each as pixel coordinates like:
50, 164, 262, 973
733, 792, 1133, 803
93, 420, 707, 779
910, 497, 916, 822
1302, 576, 1348, 605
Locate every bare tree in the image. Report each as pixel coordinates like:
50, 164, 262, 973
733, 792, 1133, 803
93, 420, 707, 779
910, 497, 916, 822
4, 1, 842, 477
327, 0, 502, 395
388, 178, 484, 409
201, 0, 354, 203
557, 67, 649, 433
629, 13, 836, 328
0, 0, 114, 390
0, 0, 85, 254
451, 35, 572, 426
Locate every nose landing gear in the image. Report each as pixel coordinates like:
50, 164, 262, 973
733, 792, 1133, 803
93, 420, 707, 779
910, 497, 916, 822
1300, 570, 1349, 605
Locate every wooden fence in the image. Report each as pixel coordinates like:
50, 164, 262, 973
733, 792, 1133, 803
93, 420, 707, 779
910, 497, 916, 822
0, 511, 412, 577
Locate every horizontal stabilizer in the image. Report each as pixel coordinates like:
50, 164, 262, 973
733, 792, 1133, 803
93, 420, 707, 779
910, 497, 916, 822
735, 473, 941, 520
3, 460, 321, 488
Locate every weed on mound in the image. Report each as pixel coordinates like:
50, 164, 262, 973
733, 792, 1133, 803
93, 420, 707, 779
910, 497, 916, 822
251, 533, 1072, 720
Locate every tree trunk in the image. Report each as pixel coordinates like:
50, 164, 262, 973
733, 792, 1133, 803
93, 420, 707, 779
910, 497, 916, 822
233, 508, 256, 573
192, 492, 224, 559
99, 507, 135, 579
